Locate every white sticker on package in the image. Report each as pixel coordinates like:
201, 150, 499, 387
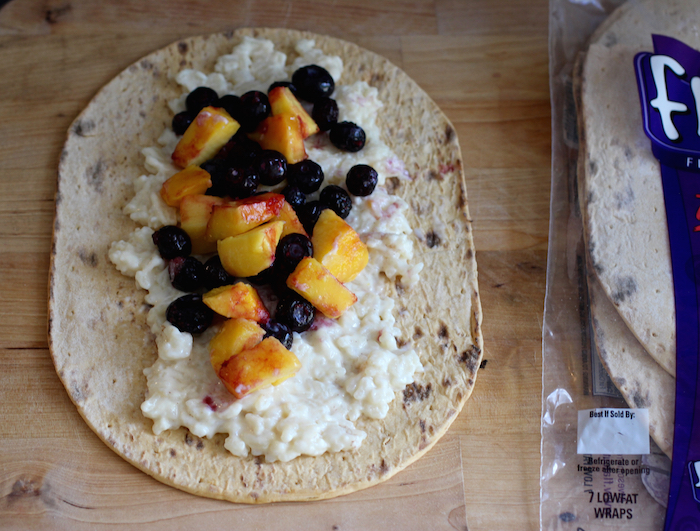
577, 408, 650, 455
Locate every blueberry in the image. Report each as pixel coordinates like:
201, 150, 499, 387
262, 320, 293, 349
275, 292, 315, 333
320, 185, 352, 219
204, 255, 236, 290
166, 294, 214, 334
172, 111, 195, 135
297, 200, 328, 234
223, 165, 259, 199
217, 94, 243, 122
215, 129, 262, 166
169, 256, 206, 292
201, 159, 229, 197
282, 185, 306, 210
253, 150, 287, 186
275, 234, 313, 276
268, 81, 298, 98
186, 87, 219, 114
152, 226, 192, 259
292, 65, 335, 103
330, 121, 366, 152
312, 97, 338, 131
346, 164, 378, 196
287, 160, 324, 194
238, 90, 270, 132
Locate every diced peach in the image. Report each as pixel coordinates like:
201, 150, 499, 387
268, 86, 319, 139
179, 194, 228, 254
275, 200, 308, 238
218, 337, 302, 399
312, 209, 369, 283
172, 106, 240, 168
203, 283, 270, 322
160, 166, 212, 207
205, 193, 285, 242
209, 318, 265, 374
218, 220, 285, 277
286, 257, 357, 318
249, 113, 307, 164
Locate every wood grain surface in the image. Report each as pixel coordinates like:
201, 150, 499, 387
0, 0, 550, 529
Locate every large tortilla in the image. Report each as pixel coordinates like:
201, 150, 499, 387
48, 28, 482, 502
577, 0, 700, 378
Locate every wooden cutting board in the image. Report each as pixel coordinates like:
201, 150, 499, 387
0, 1, 550, 529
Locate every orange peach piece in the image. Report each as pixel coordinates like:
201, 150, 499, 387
209, 318, 265, 374
218, 220, 285, 277
249, 113, 307, 164
276, 200, 308, 238
311, 209, 369, 283
160, 166, 212, 207
172, 106, 240, 168
205, 193, 285, 242
179, 194, 228, 254
286, 257, 357, 319
218, 337, 301, 399
203, 282, 270, 322
268, 86, 320, 138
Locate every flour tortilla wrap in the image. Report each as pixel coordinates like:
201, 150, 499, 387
48, 28, 482, 502
577, 0, 700, 378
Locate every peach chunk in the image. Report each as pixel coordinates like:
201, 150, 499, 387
218, 220, 285, 277
203, 283, 270, 323
160, 166, 212, 207
275, 200, 308, 238
218, 337, 301, 399
250, 113, 307, 164
209, 318, 265, 374
286, 257, 357, 319
179, 194, 227, 254
311, 209, 369, 283
268, 86, 319, 139
172, 106, 240, 168
205, 193, 285, 242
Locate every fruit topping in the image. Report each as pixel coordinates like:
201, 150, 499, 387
179, 194, 226, 255
169, 256, 206, 292
282, 185, 306, 210
275, 200, 308, 238
297, 200, 328, 234
311, 209, 368, 283
152, 225, 192, 259
160, 165, 213, 207
172, 106, 240, 168
312, 97, 339, 131
268, 86, 320, 139
186, 87, 220, 114
216, 94, 243, 123
204, 255, 237, 290
286, 257, 357, 319
166, 294, 214, 334
218, 220, 285, 277
275, 292, 316, 332
218, 337, 301, 399
209, 317, 265, 373
253, 149, 287, 186
214, 129, 262, 166
261, 320, 293, 350
287, 160, 324, 193
238, 90, 271, 132
275, 233, 314, 276
172, 111, 195, 136
202, 282, 270, 322
268, 81, 298, 98
292, 65, 335, 103
221, 165, 259, 199
249, 112, 307, 164
330, 121, 366, 152
205, 193, 285, 242
319, 184, 352, 219
346, 164, 378, 196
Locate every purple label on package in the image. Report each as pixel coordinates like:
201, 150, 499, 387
635, 34, 700, 529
